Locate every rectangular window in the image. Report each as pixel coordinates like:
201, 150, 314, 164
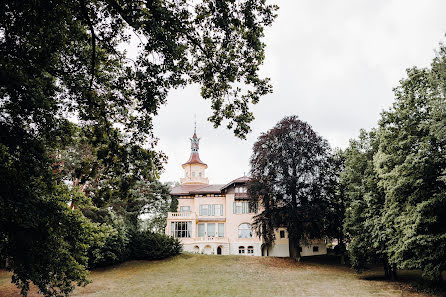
237, 202, 243, 214
198, 223, 205, 237
200, 204, 223, 216
280, 230, 285, 238
180, 206, 190, 213
215, 204, 223, 216
207, 223, 216, 237
233, 201, 254, 214
199, 204, 208, 216
171, 221, 191, 238
218, 223, 224, 237
313, 246, 319, 252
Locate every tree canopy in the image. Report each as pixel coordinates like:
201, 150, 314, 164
0, 0, 277, 295
248, 115, 334, 259
343, 43, 446, 282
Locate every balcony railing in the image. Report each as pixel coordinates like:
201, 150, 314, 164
196, 236, 229, 242
167, 212, 196, 219
234, 192, 249, 199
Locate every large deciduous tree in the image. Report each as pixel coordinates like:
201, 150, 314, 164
375, 46, 446, 282
249, 116, 333, 260
343, 42, 446, 282
0, 1, 277, 295
341, 130, 395, 278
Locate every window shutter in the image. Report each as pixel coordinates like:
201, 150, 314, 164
211, 204, 215, 216
233, 202, 236, 214
171, 222, 175, 237
199, 205, 202, 216
220, 204, 223, 216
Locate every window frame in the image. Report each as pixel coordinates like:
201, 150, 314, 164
279, 230, 285, 238
180, 206, 191, 213
170, 221, 192, 238
198, 223, 205, 237
218, 223, 225, 237
238, 223, 253, 238
207, 223, 216, 237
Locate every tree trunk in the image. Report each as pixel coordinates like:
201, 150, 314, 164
289, 238, 301, 261
383, 259, 390, 279
391, 263, 397, 281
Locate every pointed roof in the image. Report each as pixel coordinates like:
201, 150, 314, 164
182, 126, 207, 167
183, 153, 207, 166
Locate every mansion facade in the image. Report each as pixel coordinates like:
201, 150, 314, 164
165, 129, 327, 257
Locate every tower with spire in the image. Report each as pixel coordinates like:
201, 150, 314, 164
180, 122, 209, 185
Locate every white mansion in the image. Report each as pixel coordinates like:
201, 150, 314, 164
165, 129, 327, 257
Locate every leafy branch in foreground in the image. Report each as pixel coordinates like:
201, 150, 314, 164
1, 0, 277, 295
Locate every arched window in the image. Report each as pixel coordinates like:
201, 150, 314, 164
238, 223, 253, 238
238, 246, 245, 254
247, 246, 254, 254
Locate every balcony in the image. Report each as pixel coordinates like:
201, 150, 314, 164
167, 212, 196, 220
234, 192, 249, 200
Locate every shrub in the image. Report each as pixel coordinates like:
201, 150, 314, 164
88, 223, 130, 269
130, 230, 182, 260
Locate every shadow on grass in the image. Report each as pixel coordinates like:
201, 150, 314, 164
298, 255, 446, 297
360, 267, 446, 297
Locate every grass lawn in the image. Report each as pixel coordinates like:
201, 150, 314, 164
0, 254, 441, 297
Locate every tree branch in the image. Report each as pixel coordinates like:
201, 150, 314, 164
80, 0, 96, 91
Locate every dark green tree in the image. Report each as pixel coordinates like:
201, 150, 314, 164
0, 1, 277, 295
324, 149, 347, 263
375, 45, 446, 282
341, 130, 395, 279
133, 180, 175, 234
249, 116, 333, 260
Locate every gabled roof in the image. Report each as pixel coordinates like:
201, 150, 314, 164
220, 176, 251, 191
170, 184, 224, 196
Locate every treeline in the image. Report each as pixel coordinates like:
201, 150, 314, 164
341, 43, 446, 282
247, 42, 445, 284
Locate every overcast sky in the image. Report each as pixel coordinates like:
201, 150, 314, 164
149, 0, 446, 185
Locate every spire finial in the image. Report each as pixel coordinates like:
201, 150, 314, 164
194, 114, 197, 134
